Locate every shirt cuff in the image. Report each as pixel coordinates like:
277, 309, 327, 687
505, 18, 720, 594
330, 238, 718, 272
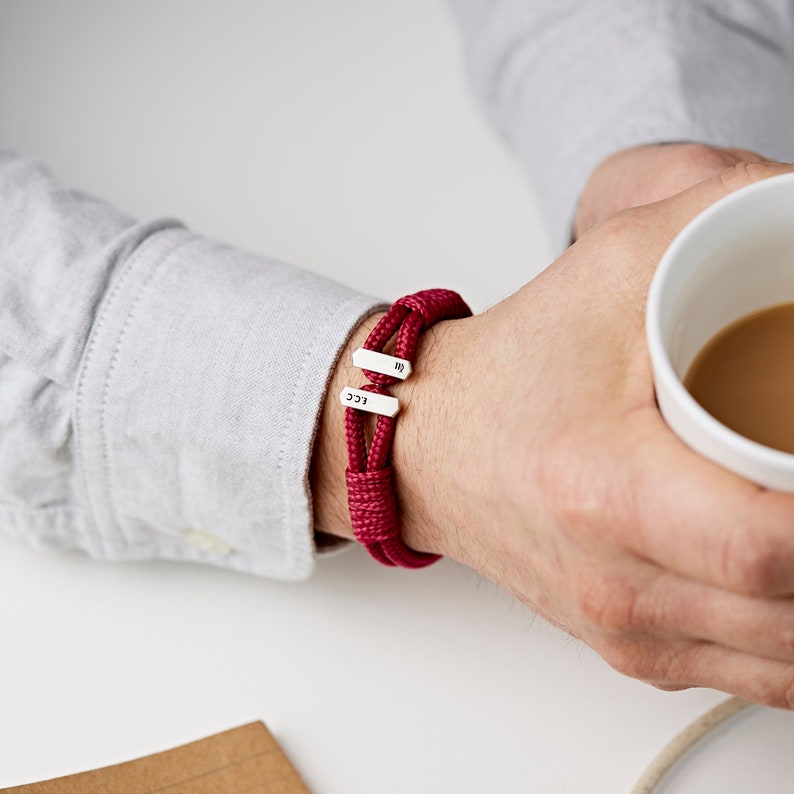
74, 226, 383, 580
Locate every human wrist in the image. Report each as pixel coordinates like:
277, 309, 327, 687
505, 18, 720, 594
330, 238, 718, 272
310, 311, 387, 543
388, 316, 470, 559
310, 300, 478, 562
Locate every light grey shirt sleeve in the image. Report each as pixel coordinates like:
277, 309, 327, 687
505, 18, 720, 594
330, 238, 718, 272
448, 0, 794, 251
0, 150, 381, 579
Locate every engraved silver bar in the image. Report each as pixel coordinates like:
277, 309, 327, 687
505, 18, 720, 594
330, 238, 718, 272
352, 348, 412, 380
339, 386, 400, 417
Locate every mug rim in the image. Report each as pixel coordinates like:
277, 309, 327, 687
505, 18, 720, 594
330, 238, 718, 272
646, 172, 794, 474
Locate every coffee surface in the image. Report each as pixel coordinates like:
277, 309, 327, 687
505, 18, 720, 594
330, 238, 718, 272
684, 302, 794, 454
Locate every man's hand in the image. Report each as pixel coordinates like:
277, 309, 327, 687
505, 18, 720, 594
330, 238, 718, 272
574, 142, 770, 240
313, 160, 794, 708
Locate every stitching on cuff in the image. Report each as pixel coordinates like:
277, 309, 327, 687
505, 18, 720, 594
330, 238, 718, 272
73, 225, 186, 556
99, 234, 192, 548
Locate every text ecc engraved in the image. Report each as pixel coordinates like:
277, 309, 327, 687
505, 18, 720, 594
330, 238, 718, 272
346, 391, 367, 405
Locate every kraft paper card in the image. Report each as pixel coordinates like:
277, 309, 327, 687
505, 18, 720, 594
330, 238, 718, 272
0, 721, 310, 793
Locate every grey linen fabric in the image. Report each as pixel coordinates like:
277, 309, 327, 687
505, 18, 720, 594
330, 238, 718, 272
449, 0, 794, 249
0, 152, 380, 579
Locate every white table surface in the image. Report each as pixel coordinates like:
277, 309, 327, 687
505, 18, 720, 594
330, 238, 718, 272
2, 2, 794, 792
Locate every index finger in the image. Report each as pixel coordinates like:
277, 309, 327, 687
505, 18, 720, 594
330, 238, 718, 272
623, 403, 794, 598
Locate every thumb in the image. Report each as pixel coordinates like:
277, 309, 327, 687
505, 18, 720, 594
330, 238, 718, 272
650, 161, 794, 243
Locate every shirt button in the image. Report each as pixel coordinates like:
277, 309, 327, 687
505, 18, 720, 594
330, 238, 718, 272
183, 529, 233, 556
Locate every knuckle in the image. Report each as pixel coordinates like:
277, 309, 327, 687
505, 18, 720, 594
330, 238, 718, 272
587, 207, 671, 289
721, 525, 781, 595
576, 575, 640, 634
543, 436, 637, 548
591, 210, 648, 255
540, 433, 613, 538
775, 623, 794, 659
546, 458, 602, 537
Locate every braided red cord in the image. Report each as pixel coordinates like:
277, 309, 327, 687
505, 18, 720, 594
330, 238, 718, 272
344, 289, 471, 568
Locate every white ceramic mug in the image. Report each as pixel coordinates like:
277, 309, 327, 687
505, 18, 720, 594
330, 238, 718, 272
647, 172, 794, 491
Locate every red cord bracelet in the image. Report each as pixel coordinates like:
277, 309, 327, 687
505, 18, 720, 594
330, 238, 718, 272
340, 289, 472, 568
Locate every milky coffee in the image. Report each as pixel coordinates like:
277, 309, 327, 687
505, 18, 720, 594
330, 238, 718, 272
684, 302, 794, 455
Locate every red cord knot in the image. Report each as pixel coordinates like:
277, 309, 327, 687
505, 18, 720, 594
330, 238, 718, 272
394, 289, 473, 329
346, 467, 399, 545
361, 290, 472, 386
345, 467, 441, 569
